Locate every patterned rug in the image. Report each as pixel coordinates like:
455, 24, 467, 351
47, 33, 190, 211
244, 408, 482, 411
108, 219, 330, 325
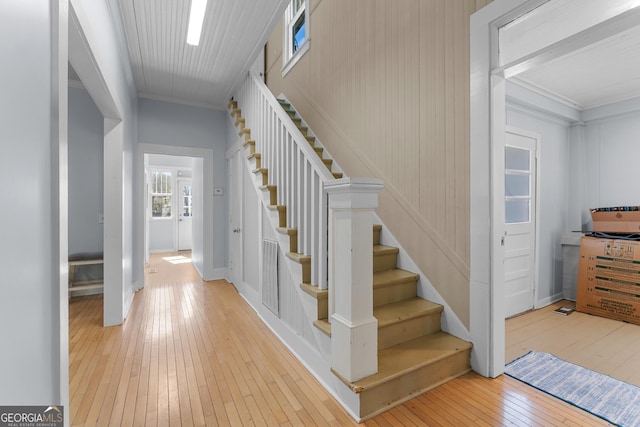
505, 351, 640, 426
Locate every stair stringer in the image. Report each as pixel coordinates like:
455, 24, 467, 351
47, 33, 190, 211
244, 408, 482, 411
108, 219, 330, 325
231, 136, 365, 420
277, 94, 344, 179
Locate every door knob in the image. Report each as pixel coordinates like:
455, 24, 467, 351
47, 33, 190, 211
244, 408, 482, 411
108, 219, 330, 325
233, 228, 241, 233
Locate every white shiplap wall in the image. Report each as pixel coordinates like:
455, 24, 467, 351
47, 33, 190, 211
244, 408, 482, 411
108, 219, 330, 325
265, 0, 491, 328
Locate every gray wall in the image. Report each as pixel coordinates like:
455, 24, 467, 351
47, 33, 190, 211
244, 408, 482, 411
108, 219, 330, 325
68, 86, 104, 254
0, 1, 62, 404
507, 81, 640, 306
138, 98, 229, 269
584, 109, 640, 209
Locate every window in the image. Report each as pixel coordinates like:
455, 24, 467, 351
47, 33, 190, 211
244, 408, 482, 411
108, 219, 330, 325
505, 146, 531, 224
282, 0, 310, 76
181, 183, 192, 217
151, 171, 172, 218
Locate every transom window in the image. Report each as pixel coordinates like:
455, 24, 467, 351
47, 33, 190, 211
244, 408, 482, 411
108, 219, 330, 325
282, 0, 310, 76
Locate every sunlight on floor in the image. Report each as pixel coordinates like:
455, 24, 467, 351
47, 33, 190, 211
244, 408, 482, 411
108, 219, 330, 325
162, 255, 192, 264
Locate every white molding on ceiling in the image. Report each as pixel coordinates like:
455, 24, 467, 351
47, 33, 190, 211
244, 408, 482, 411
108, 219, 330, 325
509, 77, 583, 111
137, 92, 224, 111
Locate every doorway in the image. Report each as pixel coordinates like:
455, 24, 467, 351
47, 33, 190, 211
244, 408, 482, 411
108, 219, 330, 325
137, 143, 216, 282
470, 0, 640, 377
504, 127, 539, 318
178, 178, 193, 251
146, 155, 195, 256
228, 147, 243, 286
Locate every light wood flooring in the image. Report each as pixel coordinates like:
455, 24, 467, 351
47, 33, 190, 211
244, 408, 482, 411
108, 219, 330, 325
507, 299, 640, 388
70, 254, 609, 426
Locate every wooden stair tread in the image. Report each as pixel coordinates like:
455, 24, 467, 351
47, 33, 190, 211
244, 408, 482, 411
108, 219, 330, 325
332, 172, 344, 179
248, 153, 261, 160
300, 283, 327, 299
267, 205, 286, 212
313, 320, 331, 336
276, 227, 297, 236
375, 297, 442, 328
252, 168, 267, 174
373, 269, 419, 289
373, 245, 399, 256
347, 332, 472, 390
258, 184, 275, 191
313, 297, 442, 336
286, 252, 310, 264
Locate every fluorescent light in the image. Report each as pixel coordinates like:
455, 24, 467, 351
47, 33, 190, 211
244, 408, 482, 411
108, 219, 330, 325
187, 0, 208, 46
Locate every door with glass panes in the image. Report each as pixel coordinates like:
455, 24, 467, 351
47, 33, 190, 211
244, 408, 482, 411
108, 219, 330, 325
504, 129, 537, 318
178, 179, 192, 251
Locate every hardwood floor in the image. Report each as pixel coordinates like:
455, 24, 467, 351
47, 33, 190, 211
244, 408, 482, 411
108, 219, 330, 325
69, 254, 608, 426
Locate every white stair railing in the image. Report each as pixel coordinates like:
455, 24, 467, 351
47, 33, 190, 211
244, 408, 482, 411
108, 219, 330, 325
236, 71, 334, 290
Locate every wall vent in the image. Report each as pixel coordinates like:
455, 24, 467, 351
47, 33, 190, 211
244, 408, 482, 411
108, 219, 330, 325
262, 239, 279, 316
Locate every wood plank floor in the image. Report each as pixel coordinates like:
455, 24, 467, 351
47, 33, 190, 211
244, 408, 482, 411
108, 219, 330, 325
69, 253, 608, 426
507, 299, 640, 388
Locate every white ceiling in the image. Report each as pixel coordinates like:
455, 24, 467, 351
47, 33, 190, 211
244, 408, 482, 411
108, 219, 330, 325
503, 0, 640, 110
115, 0, 288, 110
514, 24, 640, 109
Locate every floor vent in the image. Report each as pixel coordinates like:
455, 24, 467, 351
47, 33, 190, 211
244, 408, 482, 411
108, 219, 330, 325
262, 239, 279, 316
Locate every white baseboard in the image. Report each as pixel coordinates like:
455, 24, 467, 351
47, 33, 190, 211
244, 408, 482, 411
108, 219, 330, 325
124, 285, 135, 320
203, 267, 226, 281
536, 292, 565, 309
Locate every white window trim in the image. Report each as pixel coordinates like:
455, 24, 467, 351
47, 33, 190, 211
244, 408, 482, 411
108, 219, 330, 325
149, 169, 174, 220
282, 0, 310, 77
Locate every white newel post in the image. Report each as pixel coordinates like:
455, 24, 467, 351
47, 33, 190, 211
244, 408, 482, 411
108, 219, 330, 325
325, 178, 384, 383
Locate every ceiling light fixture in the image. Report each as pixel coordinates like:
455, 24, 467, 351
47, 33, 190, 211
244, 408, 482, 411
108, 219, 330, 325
187, 0, 208, 46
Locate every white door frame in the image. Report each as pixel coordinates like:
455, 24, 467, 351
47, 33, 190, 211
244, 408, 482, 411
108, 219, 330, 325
226, 142, 244, 286
470, 0, 640, 377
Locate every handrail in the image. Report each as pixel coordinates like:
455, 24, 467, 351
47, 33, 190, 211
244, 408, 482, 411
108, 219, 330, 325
236, 71, 333, 289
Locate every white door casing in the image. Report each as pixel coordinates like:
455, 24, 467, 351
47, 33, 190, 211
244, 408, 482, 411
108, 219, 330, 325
228, 149, 243, 286
178, 179, 193, 251
504, 128, 539, 318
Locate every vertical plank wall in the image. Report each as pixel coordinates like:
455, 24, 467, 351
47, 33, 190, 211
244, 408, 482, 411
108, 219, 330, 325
265, 0, 492, 328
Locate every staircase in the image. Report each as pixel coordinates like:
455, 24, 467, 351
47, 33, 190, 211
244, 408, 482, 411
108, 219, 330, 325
314, 223, 472, 418
228, 76, 472, 420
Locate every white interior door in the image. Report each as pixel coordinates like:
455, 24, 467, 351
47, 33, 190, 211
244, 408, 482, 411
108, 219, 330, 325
177, 179, 192, 251
229, 150, 243, 285
504, 129, 538, 318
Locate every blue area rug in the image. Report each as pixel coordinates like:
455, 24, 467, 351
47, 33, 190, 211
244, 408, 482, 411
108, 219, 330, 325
505, 351, 640, 426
